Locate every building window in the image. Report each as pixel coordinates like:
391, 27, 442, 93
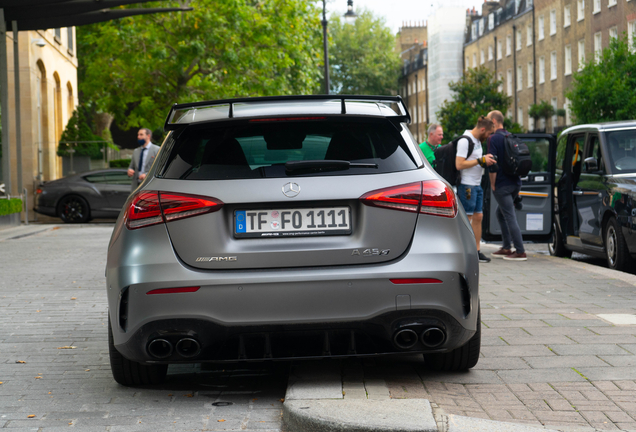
551, 98, 558, 129
609, 26, 618, 40
516, 29, 522, 50
550, 9, 557, 35
564, 98, 572, 125
507, 34, 512, 56
517, 65, 523, 90
518, 107, 524, 128
577, 0, 585, 21
488, 45, 493, 61
551, 51, 557, 80
629, 21, 636, 53
466, 56, 470, 70
528, 108, 535, 131
479, 17, 485, 36
497, 72, 503, 92
54, 28, 61, 43
497, 41, 502, 60
594, 32, 602, 62
67, 27, 74, 54
608, 0, 616, 7
539, 56, 546, 83
507, 69, 513, 96
593, 0, 600, 13
578, 39, 585, 70
472, 23, 478, 40
527, 24, 533, 46
538, 16, 545, 40
473, 53, 477, 68
527, 62, 534, 87
565, 45, 572, 75
564, 5, 571, 27
480, 49, 485, 65
489, 13, 495, 30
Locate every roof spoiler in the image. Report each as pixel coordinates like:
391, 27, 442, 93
163, 95, 411, 131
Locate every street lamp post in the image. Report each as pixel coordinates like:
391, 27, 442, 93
321, 0, 356, 95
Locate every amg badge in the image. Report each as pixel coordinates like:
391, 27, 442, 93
196, 256, 238, 262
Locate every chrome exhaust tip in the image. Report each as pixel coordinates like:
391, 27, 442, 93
393, 329, 419, 349
421, 327, 445, 348
147, 338, 173, 359
175, 338, 201, 358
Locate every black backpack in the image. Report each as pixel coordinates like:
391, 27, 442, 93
433, 135, 475, 186
500, 132, 532, 177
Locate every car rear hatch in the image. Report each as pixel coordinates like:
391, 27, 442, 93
128, 115, 455, 270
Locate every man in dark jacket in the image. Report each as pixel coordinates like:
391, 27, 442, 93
486, 111, 527, 261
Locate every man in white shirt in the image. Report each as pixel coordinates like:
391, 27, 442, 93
455, 116, 496, 263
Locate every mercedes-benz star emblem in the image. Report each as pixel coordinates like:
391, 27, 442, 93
282, 182, 301, 198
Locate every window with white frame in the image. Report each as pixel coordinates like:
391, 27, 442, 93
497, 41, 502, 60
507, 34, 512, 56
565, 45, 572, 75
527, 62, 534, 87
517, 65, 523, 90
527, 24, 533, 46
577, 0, 585, 21
578, 39, 585, 69
564, 98, 572, 125
629, 21, 636, 53
518, 107, 524, 128
466, 56, 470, 70
421, 76, 426, 91
516, 29, 522, 50
539, 56, 546, 83
528, 108, 535, 131
479, 18, 485, 36
67, 27, 74, 54
609, 26, 618, 40
550, 9, 557, 35
473, 53, 477, 68
551, 98, 558, 129
551, 51, 557, 79
593, 0, 600, 13
480, 49, 485, 65
608, 0, 616, 7
472, 23, 478, 40
564, 5, 571, 27
538, 15, 545, 40
594, 32, 602, 62
497, 72, 504, 92
488, 45, 493, 61
489, 13, 494, 30
507, 69, 513, 95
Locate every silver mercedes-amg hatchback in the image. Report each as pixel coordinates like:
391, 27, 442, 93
105, 95, 480, 386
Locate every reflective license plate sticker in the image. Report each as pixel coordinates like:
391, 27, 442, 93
234, 207, 351, 238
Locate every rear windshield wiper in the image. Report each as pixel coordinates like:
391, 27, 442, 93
285, 160, 378, 174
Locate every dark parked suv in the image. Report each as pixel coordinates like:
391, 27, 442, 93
549, 121, 636, 271
106, 95, 481, 386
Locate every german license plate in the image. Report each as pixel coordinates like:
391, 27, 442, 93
234, 207, 351, 238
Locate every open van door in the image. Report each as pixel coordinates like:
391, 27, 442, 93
483, 133, 557, 242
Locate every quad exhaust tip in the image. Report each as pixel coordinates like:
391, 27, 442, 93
175, 338, 201, 358
393, 329, 419, 349
421, 327, 445, 348
147, 339, 173, 359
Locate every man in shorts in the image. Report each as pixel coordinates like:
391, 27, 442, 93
455, 116, 496, 263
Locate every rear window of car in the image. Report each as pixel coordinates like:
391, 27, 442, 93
160, 119, 416, 180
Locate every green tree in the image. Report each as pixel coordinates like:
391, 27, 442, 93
57, 105, 106, 159
528, 100, 555, 131
566, 35, 636, 123
436, 67, 518, 141
328, 10, 401, 95
78, 0, 323, 132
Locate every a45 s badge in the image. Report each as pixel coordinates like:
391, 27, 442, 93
351, 248, 390, 257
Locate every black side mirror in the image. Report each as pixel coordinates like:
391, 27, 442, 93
583, 156, 598, 172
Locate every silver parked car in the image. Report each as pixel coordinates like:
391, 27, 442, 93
106, 95, 481, 386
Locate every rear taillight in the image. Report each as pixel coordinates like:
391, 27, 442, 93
125, 191, 224, 230
360, 180, 457, 218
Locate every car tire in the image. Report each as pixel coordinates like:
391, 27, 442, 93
108, 315, 168, 386
604, 216, 633, 271
548, 222, 572, 258
423, 307, 481, 371
57, 195, 90, 223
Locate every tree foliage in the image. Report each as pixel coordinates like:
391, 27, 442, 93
566, 35, 636, 124
57, 105, 107, 159
328, 10, 401, 95
78, 0, 324, 131
436, 67, 518, 141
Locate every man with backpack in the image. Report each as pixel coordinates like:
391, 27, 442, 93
486, 110, 527, 261
455, 116, 497, 263
420, 124, 444, 166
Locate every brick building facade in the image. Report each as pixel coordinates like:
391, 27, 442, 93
463, 0, 636, 132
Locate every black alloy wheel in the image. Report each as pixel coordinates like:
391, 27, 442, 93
548, 222, 572, 258
57, 195, 90, 223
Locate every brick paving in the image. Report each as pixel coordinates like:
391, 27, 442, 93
382, 246, 636, 430
0, 226, 286, 431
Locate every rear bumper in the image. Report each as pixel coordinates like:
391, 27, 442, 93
106, 209, 479, 363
